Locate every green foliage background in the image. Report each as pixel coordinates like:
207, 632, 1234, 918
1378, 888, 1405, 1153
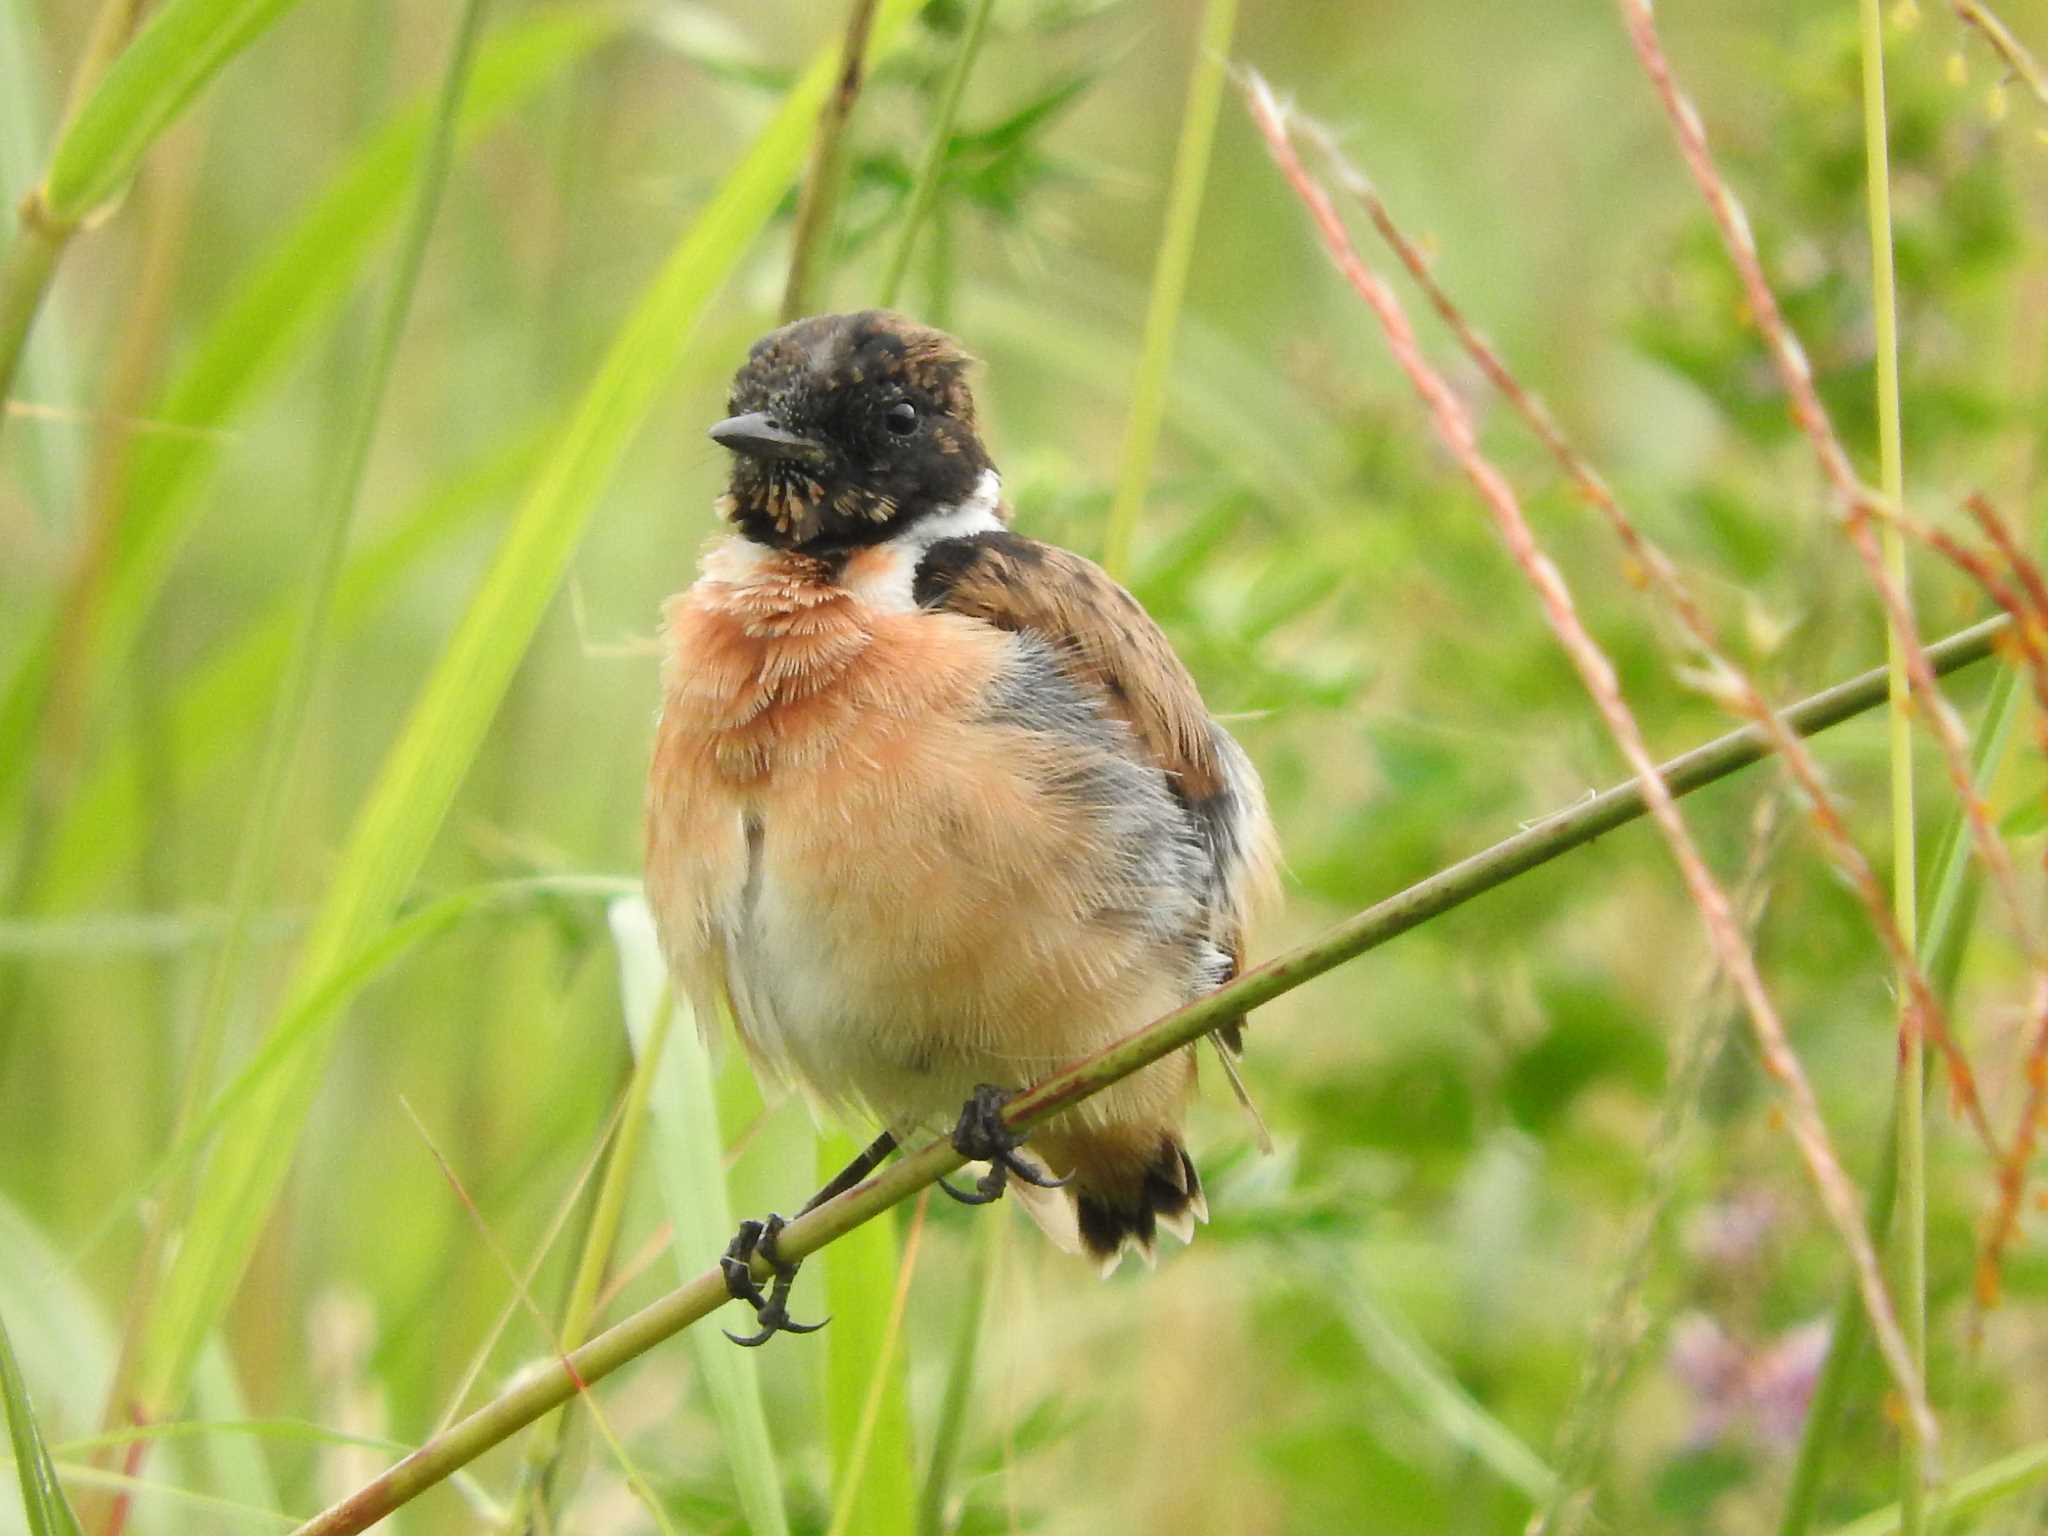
4, 0, 2048, 1532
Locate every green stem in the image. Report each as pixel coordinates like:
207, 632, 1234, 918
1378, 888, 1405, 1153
875, 0, 993, 309
1777, 667, 2021, 1536
0, 0, 144, 428
1099, 0, 1237, 579
290, 615, 2009, 1536
915, 1209, 994, 1536
1827, 1436, 2048, 1536
98, 0, 493, 1451
500, 1003, 672, 1534
1855, 0, 1923, 1524
780, 0, 881, 322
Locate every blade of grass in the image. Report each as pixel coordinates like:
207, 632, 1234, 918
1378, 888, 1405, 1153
609, 896, 788, 1536
0, 5, 615, 822
875, 0, 994, 308
1331, 1256, 1558, 1506
824, 1190, 926, 1536
124, 0, 923, 1429
36, 426, 545, 910
1777, 666, 2023, 1536
818, 1136, 915, 1536
0, 0, 295, 408
915, 1214, 996, 1536
102, 0, 495, 1471
1826, 1439, 2048, 1536
2, 1308, 87, 1536
1855, 0, 1926, 1519
1099, 0, 1237, 579
495, 901, 673, 1535
0, 0, 79, 521
291, 617, 2010, 1536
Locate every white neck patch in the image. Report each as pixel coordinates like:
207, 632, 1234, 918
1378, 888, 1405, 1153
841, 469, 1004, 612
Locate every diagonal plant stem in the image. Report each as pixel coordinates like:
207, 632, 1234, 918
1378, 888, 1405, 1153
288, 615, 2008, 1536
876, 0, 995, 308
780, 0, 881, 322
1099, 0, 1237, 580
1243, 68, 1931, 1447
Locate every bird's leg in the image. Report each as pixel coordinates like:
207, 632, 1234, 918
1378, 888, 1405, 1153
720, 1129, 898, 1346
937, 1083, 1070, 1206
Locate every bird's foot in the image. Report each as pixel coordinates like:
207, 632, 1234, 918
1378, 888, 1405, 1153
937, 1083, 1070, 1206
720, 1214, 827, 1347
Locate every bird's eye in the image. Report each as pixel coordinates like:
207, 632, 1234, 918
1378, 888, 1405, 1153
884, 400, 919, 437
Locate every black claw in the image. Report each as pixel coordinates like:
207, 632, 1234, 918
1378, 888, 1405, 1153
720, 1213, 827, 1346
946, 1084, 1070, 1206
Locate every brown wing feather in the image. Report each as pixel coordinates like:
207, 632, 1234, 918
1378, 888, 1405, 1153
913, 532, 1225, 802
915, 531, 1278, 1050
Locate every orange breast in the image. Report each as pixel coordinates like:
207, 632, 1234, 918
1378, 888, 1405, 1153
643, 541, 1192, 1130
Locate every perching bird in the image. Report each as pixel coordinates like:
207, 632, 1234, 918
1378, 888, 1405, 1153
644, 310, 1277, 1341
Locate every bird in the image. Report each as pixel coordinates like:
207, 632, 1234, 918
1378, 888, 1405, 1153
643, 309, 1278, 1343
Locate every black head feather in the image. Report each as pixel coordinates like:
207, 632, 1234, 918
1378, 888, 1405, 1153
711, 310, 995, 552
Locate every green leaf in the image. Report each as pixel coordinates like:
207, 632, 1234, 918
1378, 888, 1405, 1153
609, 896, 789, 1536
43, 0, 307, 222
1, 1307, 85, 1536
0, 6, 614, 816
819, 1130, 915, 1536
128, 0, 924, 1426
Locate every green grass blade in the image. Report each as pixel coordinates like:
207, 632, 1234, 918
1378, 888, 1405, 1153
0, 6, 613, 816
1099, 0, 1238, 578
128, 0, 922, 1426
41, 0, 308, 223
819, 1133, 915, 1536
915, 1210, 994, 1536
1825, 1439, 2048, 1536
1333, 1256, 1557, 1506
1776, 666, 2021, 1536
37, 427, 542, 909
0, 0, 84, 524
609, 896, 789, 1536
2, 1308, 86, 1536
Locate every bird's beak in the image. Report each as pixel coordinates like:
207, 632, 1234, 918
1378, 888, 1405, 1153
707, 411, 826, 463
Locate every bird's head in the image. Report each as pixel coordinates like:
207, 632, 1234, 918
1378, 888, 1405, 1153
709, 310, 996, 552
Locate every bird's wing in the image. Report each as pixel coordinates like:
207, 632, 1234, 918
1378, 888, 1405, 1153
915, 530, 1279, 1041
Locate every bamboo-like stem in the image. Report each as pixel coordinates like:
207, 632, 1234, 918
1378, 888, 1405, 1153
780, 0, 881, 323
93, 0, 494, 1488
1776, 667, 2020, 1536
290, 615, 2008, 1536
0, 0, 146, 424
1099, 0, 1236, 580
1856, 0, 1927, 1520
876, 0, 994, 309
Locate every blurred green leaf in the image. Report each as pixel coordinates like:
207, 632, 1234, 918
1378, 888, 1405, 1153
610, 895, 789, 1536
1, 1306, 85, 1536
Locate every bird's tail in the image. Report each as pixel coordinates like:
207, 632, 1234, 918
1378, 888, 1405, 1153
1026, 1128, 1207, 1276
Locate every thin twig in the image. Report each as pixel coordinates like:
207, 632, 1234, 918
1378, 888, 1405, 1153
1953, 0, 2048, 112
780, 0, 883, 322
290, 618, 2007, 1536
1243, 66, 1931, 1448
